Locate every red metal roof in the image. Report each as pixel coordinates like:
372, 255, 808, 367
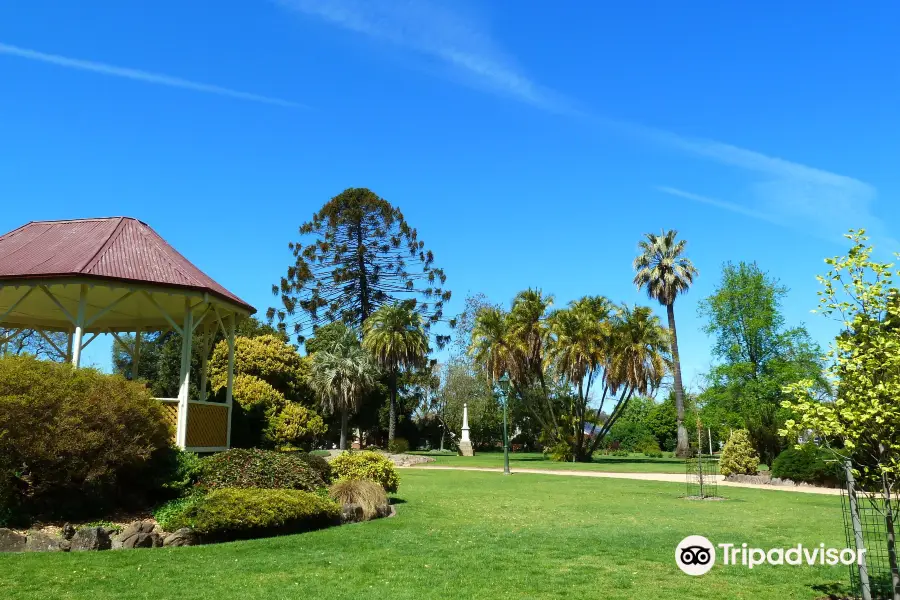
0, 217, 254, 312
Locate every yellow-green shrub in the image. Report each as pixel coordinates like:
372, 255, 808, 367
0, 355, 171, 524
159, 487, 340, 539
330, 451, 399, 493
267, 402, 327, 449
719, 430, 760, 477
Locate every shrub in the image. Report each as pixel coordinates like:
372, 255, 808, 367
153, 493, 205, 532
197, 448, 324, 491
266, 402, 327, 449
638, 438, 663, 457
771, 444, 841, 485
607, 421, 657, 453
719, 430, 760, 477
329, 479, 389, 520
297, 452, 332, 484
160, 487, 340, 539
611, 449, 630, 457
0, 355, 171, 524
142, 448, 204, 500
387, 437, 410, 454
330, 451, 399, 493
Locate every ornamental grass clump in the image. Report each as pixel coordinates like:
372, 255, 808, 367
329, 479, 389, 520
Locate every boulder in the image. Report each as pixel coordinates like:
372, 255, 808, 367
340, 503, 364, 524
0, 528, 27, 552
114, 522, 162, 549
70, 526, 111, 551
25, 530, 64, 552
62, 523, 76, 540
162, 528, 197, 547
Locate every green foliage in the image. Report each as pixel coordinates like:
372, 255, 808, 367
771, 444, 840, 485
0, 355, 171, 524
267, 402, 327, 449
297, 452, 333, 484
607, 421, 657, 453
210, 335, 311, 401
270, 187, 451, 347
387, 437, 410, 454
719, 430, 760, 477
434, 358, 502, 449
158, 487, 340, 538
197, 448, 325, 492
329, 479, 389, 520
330, 451, 399, 492
144, 448, 204, 499
783, 230, 900, 489
645, 394, 679, 451
153, 494, 205, 532
699, 261, 826, 465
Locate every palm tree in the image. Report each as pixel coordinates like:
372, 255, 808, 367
362, 303, 429, 441
309, 323, 379, 449
633, 229, 698, 457
590, 304, 670, 450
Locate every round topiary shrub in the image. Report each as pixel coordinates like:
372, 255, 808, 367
771, 444, 840, 486
197, 448, 325, 491
719, 430, 760, 477
330, 451, 399, 493
0, 355, 171, 525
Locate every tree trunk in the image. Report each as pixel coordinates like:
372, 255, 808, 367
339, 406, 349, 450
667, 302, 690, 458
388, 368, 397, 442
356, 221, 371, 322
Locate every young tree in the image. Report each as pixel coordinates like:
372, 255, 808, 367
633, 229, 698, 457
363, 303, 429, 441
269, 188, 451, 346
309, 323, 379, 450
698, 261, 826, 464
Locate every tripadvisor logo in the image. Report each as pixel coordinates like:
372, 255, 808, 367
675, 536, 866, 576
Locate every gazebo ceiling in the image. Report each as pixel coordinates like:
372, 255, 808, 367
0, 217, 254, 333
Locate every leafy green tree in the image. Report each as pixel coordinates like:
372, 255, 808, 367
0, 329, 68, 361
698, 261, 826, 464
645, 394, 679, 451
309, 323, 379, 450
433, 359, 502, 450
783, 230, 900, 490
363, 303, 429, 441
633, 229, 698, 457
269, 188, 451, 346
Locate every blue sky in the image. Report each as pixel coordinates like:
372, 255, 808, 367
1, 1, 898, 391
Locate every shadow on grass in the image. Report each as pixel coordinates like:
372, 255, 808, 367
810, 581, 853, 599
389, 498, 407, 505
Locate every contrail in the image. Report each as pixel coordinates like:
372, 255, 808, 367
0, 42, 303, 108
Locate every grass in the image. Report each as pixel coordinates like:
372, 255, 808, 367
1, 470, 846, 599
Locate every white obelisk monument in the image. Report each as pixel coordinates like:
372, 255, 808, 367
459, 402, 474, 456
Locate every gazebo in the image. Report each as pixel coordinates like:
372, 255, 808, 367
0, 217, 255, 452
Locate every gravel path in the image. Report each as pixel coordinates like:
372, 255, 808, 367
404, 465, 841, 496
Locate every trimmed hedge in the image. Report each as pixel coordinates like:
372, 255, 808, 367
297, 452, 332, 484
771, 444, 841, 486
330, 451, 399, 493
0, 355, 171, 525
159, 488, 340, 539
197, 448, 325, 491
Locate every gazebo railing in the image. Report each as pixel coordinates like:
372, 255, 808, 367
154, 397, 229, 453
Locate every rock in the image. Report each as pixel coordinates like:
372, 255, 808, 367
25, 530, 63, 552
62, 523, 76, 540
163, 528, 197, 547
70, 526, 111, 551
341, 503, 364, 524
0, 528, 27, 552
375, 503, 392, 519
114, 521, 162, 549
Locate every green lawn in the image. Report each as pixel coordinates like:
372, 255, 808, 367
1, 470, 846, 599
411, 450, 694, 473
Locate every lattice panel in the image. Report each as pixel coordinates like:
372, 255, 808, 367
158, 402, 179, 441
186, 403, 229, 448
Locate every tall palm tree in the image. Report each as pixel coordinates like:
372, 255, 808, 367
362, 303, 429, 441
633, 229, 698, 457
309, 323, 379, 449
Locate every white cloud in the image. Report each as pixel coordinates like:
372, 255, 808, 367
655, 186, 783, 225
0, 42, 303, 108
275, 0, 574, 113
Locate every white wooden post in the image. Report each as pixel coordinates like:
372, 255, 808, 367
225, 312, 235, 448
71, 285, 88, 367
199, 322, 209, 402
132, 330, 142, 380
175, 299, 194, 449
